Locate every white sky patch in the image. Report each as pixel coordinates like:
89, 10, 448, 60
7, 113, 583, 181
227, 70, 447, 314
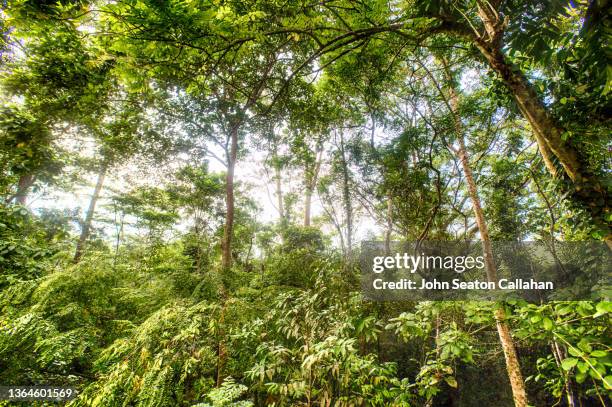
24, 60, 489, 252
30, 124, 382, 253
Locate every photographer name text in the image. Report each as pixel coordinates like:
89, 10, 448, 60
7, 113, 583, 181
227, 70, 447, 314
372, 278, 554, 290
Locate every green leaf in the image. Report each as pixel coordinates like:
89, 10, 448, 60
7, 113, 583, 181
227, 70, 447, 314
590, 350, 607, 358
542, 317, 553, 330
444, 376, 458, 388
561, 358, 577, 371
578, 339, 592, 353
594, 302, 611, 318
603, 376, 612, 390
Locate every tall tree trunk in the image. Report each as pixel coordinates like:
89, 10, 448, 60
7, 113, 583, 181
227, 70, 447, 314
384, 193, 393, 255
492, 307, 528, 407
11, 174, 36, 205
216, 55, 276, 388
74, 164, 107, 263
113, 204, 124, 268
270, 139, 285, 225
443, 62, 529, 407
338, 131, 353, 260
304, 145, 323, 227
304, 186, 312, 227
275, 164, 285, 224
476, 45, 576, 180
221, 124, 239, 271
470, 4, 609, 241
456, 115, 529, 407
320, 188, 346, 255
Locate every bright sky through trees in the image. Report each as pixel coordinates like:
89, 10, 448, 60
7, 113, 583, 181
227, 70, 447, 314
0, 1, 610, 406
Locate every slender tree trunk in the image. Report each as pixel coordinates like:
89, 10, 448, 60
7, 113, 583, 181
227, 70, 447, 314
193, 220, 205, 273
443, 63, 528, 407
215, 55, 274, 385
304, 146, 323, 227
455, 141, 497, 281
384, 193, 393, 255
270, 139, 285, 225
338, 131, 353, 260
113, 207, 124, 268
336, 218, 346, 256
457, 122, 529, 407
275, 164, 285, 224
74, 164, 107, 263
11, 174, 36, 205
321, 189, 346, 255
551, 340, 577, 407
304, 187, 312, 227
492, 307, 528, 407
216, 123, 235, 383
221, 124, 239, 271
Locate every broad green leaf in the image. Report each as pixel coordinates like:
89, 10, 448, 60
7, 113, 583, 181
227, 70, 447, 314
561, 358, 577, 371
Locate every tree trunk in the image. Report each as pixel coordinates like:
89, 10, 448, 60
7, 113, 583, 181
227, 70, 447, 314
275, 164, 285, 224
338, 131, 353, 260
471, 5, 609, 241
457, 118, 529, 407
113, 208, 124, 268
551, 340, 577, 407
476, 45, 578, 180
216, 56, 275, 388
304, 186, 312, 227
221, 124, 239, 271
321, 188, 346, 255
443, 62, 528, 407
455, 140, 497, 281
304, 145, 323, 227
384, 193, 393, 255
74, 164, 107, 263
493, 307, 529, 407
11, 174, 36, 205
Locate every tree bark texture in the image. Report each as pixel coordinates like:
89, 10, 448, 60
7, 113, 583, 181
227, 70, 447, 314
221, 124, 238, 271
74, 164, 107, 263
444, 63, 529, 407
11, 173, 36, 205
304, 146, 323, 227
471, 4, 609, 241
338, 131, 353, 260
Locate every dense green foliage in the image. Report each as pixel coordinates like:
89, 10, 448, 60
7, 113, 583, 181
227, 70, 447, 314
0, 0, 610, 406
